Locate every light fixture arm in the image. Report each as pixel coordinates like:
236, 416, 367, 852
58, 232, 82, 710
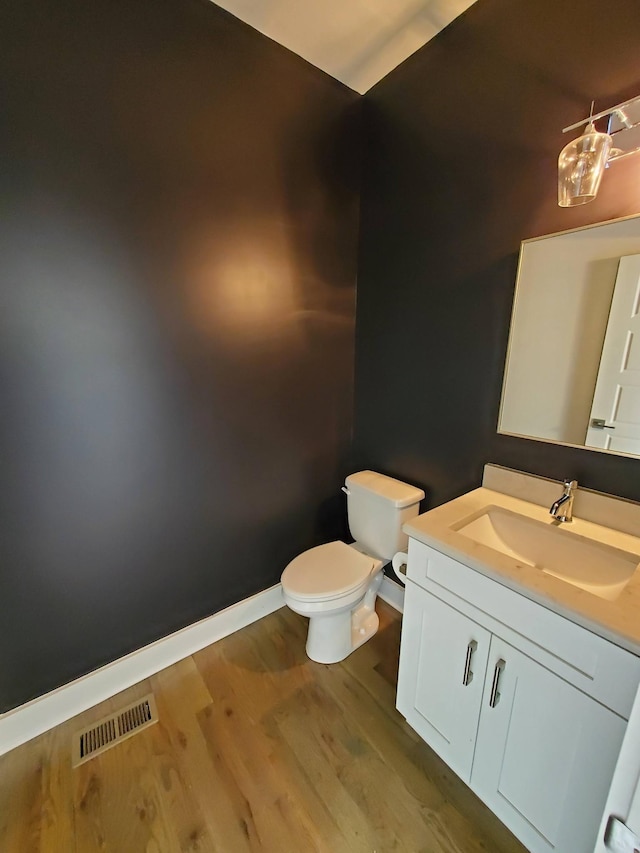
562, 94, 640, 134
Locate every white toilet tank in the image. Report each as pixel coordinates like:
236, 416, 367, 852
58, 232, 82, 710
345, 471, 425, 560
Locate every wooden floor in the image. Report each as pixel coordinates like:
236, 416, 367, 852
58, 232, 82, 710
0, 601, 527, 852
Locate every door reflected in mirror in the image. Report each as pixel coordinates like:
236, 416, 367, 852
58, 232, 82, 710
499, 214, 640, 459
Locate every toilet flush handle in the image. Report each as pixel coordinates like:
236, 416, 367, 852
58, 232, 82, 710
341, 486, 350, 495
391, 552, 409, 583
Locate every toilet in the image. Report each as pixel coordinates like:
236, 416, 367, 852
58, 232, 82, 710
281, 470, 425, 664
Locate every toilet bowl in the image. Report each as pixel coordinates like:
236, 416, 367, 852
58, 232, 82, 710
281, 471, 425, 664
281, 540, 385, 664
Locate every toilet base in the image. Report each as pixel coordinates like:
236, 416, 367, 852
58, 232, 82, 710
305, 571, 383, 664
306, 610, 354, 663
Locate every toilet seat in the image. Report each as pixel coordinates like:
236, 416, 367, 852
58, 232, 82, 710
281, 541, 375, 602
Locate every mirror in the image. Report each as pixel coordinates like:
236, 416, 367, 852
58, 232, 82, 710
499, 213, 640, 459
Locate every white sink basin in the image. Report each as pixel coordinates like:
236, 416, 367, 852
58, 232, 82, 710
452, 506, 640, 601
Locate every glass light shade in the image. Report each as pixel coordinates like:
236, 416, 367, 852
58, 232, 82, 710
558, 121, 613, 207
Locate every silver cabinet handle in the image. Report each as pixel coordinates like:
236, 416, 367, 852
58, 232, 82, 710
462, 640, 478, 686
489, 659, 506, 708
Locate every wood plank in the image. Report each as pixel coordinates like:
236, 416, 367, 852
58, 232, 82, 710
39, 724, 76, 853
0, 737, 45, 853
150, 658, 240, 853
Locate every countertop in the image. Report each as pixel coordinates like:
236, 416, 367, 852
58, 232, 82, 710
403, 482, 640, 656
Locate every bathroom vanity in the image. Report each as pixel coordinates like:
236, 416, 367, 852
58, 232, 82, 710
394, 465, 640, 853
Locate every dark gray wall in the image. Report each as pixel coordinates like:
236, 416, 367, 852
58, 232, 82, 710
354, 0, 640, 510
0, 0, 360, 711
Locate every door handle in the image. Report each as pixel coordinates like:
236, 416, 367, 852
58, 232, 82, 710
489, 659, 506, 708
591, 418, 616, 430
462, 640, 478, 686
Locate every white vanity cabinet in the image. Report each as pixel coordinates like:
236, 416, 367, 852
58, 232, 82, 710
397, 539, 640, 853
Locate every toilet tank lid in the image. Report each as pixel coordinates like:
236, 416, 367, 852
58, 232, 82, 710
345, 471, 425, 508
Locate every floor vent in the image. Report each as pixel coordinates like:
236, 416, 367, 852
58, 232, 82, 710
72, 694, 158, 767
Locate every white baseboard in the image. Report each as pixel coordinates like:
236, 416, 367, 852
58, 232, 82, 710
379, 575, 404, 613
0, 584, 285, 757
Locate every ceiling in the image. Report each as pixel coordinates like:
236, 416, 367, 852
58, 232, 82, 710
211, 0, 478, 94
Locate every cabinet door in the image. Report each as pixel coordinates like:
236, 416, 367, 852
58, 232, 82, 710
472, 636, 627, 853
397, 581, 490, 782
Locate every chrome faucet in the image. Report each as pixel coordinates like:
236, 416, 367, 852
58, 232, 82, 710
549, 479, 577, 523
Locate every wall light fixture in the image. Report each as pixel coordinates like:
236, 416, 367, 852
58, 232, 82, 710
558, 95, 640, 207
